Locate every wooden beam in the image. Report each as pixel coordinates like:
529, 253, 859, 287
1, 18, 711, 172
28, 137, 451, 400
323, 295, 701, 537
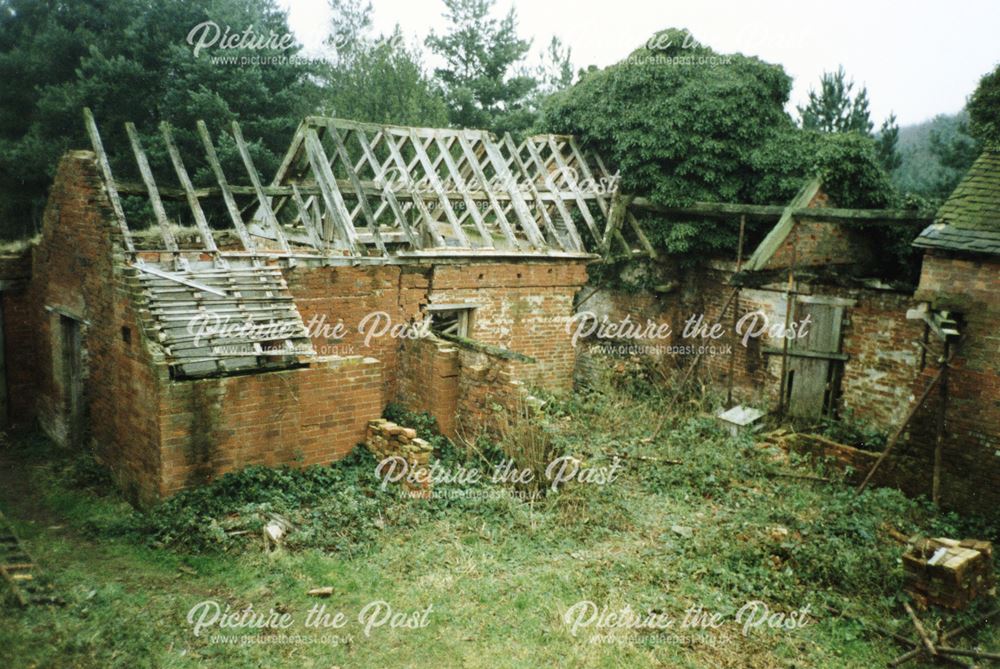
567, 137, 630, 254
160, 123, 217, 253
231, 122, 290, 253
456, 133, 520, 249
303, 127, 363, 254
521, 138, 584, 251
629, 197, 931, 225
354, 128, 421, 250
124, 122, 178, 251
856, 363, 949, 494
482, 137, 546, 249
82, 108, 135, 253
545, 136, 603, 247
196, 120, 256, 252
291, 184, 323, 249
327, 124, 387, 254
408, 129, 470, 247
382, 130, 446, 248
437, 134, 494, 248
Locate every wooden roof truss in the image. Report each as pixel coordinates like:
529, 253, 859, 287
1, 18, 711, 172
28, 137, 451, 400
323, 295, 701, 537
83, 111, 627, 261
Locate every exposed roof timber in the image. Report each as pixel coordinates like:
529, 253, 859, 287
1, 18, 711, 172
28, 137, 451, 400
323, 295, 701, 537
629, 196, 933, 225
81, 111, 612, 260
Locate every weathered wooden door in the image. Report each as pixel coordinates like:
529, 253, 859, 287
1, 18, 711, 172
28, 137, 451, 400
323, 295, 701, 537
59, 315, 84, 444
784, 296, 849, 418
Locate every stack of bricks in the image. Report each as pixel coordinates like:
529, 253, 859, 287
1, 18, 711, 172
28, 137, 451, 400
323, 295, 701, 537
903, 538, 995, 609
365, 419, 434, 497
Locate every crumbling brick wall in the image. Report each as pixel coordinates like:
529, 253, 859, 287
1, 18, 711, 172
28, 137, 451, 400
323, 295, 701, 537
396, 336, 459, 437
0, 252, 35, 425
26, 151, 164, 505
427, 262, 588, 391
159, 356, 383, 497
901, 252, 1000, 515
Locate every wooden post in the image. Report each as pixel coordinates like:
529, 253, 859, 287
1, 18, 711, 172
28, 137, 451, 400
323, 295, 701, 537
856, 362, 949, 494
777, 225, 798, 414
932, 340, 950, 504
726, 215, 746, 407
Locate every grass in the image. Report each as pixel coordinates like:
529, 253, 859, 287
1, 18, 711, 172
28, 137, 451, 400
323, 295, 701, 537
0, 367, 996, 668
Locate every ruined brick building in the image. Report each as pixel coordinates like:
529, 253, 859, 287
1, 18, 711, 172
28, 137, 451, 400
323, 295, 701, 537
1, 113, 618, 504
0, 110, 996, 516
581, 153, 1000, 516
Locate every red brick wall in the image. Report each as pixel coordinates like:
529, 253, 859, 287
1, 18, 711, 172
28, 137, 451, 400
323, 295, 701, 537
585, 264, 924, 429
901, 253, 1000, 515
427, 262, 588, 391
158, 355, 383, 496
397, 336, 459, 437
24, 150, 589, 502
27, 151, 166, 503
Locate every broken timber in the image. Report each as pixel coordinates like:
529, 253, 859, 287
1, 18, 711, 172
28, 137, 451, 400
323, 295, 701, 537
0, 511, 61, 607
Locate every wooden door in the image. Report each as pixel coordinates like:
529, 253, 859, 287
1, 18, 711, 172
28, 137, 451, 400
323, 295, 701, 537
784, 297, 848, 418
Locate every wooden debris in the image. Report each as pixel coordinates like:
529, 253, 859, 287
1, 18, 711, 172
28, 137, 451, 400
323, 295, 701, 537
903, 538, 995, 610
308, 587, 334, 597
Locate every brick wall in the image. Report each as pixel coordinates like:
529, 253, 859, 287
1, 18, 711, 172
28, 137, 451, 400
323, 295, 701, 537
584, 264, 924, 429
397, 336, 459, 437
159, 356, 383, 497
427, 262, 588, 391
900, 253, 1000, 515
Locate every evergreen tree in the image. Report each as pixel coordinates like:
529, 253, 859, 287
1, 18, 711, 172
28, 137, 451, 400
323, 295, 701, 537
321, 0, 447, 126
798, 66, 900, 172
426, 0, 537, 134
0, 0, 317, 239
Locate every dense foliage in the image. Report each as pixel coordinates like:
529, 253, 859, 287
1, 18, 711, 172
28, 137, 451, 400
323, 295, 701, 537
0, 0, 317, 238
536, 29, 901, 270
320, 0, 448, 126
967, 63, 1000, 148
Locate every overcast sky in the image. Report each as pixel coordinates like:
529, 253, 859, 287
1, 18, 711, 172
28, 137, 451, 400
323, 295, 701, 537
279, 0, 1000, 127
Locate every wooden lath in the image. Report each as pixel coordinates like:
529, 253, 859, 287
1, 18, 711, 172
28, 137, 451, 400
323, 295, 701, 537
82, 111, 608, 259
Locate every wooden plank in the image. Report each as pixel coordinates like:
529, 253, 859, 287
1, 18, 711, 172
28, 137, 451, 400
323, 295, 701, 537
762, 346, 849, 361
291, 184, 323, 249
303, 127, 362, 253
522, 138, 584, 251
437, 134, 493, 247
326, 124, 387, 254
482, 137, 545, 249
231, 122, 290, 252
159, 123, 217, 252
602, 192, 630, 253
135, 264, 227, 296
566, 137, 630, 254
382, 131, 446, 248
124, 122, 178, 251
544, 136, 603, 246
352, 128, 422, 248
408, 129, 470, 247
626, 211, 657, 258
456, 134, 519, 248
196, 121, 256, 252
82, 108, 135, 253
502, 133, 567, 250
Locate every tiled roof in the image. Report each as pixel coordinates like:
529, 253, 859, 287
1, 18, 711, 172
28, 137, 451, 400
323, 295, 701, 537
914, 150, 1000, 255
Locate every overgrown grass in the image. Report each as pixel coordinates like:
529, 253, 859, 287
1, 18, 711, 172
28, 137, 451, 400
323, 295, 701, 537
0, 364, 996, 668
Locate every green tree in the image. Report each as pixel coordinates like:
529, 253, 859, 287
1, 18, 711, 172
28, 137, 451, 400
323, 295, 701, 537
0, 0, 317, 239
798, 66, 873, 134
320, 0, 447, 125
967, 63, 1000, 147
538, 29, 899, 272
425, 0, 537, 134
798, 66, 900, 172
